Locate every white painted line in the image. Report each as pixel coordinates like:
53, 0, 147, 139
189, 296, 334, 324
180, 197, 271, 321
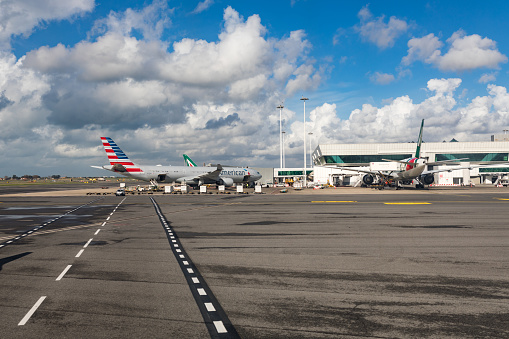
83, 238, 93, 248
179, 255, 185, 258
7, 241, 12, 244
213, 321, 227, 333
106, 216, 110, 221
76, 249, 84, 258
0, 245, 4, 248
27, 231, 33, 234
192, 277, 200, 284
172, 240, 177, 243
101, 222, 106, 226
94, 229, 101, 235
174, 244, 179, 247
110, 213, 113, 216
56, 265, 72, 281
170, 236, 175, 239
183, 261, 189, 265
205, 302, 216, 312
187, 268, 194, 274
18, 296, 47, 326
197, 288, 207, 295
176, 249, 181, 253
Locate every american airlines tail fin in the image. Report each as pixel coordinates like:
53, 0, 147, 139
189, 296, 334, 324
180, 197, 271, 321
415, 119, 424, 158
183, 154, 198, 167
101, 137, 142, 173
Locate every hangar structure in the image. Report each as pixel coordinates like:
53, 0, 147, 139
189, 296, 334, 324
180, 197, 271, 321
312, 136, 509, 186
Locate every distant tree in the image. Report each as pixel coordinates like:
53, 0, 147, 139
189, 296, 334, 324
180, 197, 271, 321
51, 175, 61, 179
12, 175, 18, 179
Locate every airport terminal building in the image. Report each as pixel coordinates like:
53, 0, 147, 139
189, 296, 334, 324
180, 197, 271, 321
310, 135, 509, 186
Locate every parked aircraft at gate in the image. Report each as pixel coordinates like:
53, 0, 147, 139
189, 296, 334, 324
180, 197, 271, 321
331, 119, 509, 189
92, 137, 262, 186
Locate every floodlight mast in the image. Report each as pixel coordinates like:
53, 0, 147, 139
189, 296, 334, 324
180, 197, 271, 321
277, 104, 284, 169
301, 97, 309, 187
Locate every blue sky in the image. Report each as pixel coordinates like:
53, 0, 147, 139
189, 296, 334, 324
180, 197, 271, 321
1, 0, 509, 176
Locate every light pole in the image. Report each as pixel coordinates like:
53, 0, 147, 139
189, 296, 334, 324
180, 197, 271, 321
277, 104, 284, 168
301, 97, 309, 187
282, 131, 286, 169
308, 132, 313, 169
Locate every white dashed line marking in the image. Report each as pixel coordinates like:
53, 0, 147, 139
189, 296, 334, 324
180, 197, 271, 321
83, 238, 93, 248
187, 268, 194, 274
213, 321, 227, 333
18, 296, 46, 326
179, 255, 185, 258
76, 249, 84, 258
205, 302, 216, 312
197, 288, 207, 296
183, 261, 189, 265
176, 249, 181, 253
106, 216, 110, 221
94, 229, 101, 235
192, 277, 200, 284
101, 222, 106, 226
56, 265, 72, 281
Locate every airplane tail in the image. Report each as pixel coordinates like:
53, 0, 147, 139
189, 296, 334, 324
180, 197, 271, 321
415, 119, 424, 158
183, 154, 198, 167
101, 137, 142, 173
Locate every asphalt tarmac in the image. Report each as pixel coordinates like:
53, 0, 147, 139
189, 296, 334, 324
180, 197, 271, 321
1, 185, 508, 338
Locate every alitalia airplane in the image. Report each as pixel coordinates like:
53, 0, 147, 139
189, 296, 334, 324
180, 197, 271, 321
92, 137, 262, 186
333, 119, 509, 189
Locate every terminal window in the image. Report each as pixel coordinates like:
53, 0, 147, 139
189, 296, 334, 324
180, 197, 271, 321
435, 153, 508, 162
323, 154, 412, 164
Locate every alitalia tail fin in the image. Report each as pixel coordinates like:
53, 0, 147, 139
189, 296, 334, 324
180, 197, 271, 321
415, 119, 424, 158
101, 137, 142, 173
183, 154, 198, 167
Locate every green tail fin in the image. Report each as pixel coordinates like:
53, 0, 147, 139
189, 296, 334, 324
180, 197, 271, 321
415, 119, 424, 158
183, 154, 198, 167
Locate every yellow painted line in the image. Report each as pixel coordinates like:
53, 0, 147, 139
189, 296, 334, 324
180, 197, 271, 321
312, 201, 357, 203
384, 202, 431, 205
496, 198, 509, 200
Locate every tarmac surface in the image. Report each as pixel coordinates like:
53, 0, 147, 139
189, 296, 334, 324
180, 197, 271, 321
1, 183, 508, 338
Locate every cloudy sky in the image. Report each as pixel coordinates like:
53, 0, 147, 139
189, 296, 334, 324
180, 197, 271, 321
2, 0, 509, 176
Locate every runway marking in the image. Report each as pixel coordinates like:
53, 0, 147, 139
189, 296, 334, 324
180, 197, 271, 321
101, 222, 106, 226
76, 249, 84, 258
56, 265, 72, 281
0, 197, 104, 250
384, 202, 431, 205
214, 321, 227, 333
83, 238, 93, 248
94, 229, 101, 235
106, 216, 110, 220
150, 197, 240, 338
312, 201, 357, 203
18, 296, 46, 326
496, 198, 509, 200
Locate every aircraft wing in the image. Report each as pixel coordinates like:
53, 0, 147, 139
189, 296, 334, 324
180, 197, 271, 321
196, 164, 223, 181
176, 165, 223, 184
323, 165, 398, 178
423, 163, 509, 175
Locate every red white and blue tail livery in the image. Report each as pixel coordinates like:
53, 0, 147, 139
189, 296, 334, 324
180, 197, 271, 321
101, 137, 142, 173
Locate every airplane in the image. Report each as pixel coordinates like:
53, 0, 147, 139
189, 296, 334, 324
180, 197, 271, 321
92, 137, 262, 187
183, 154, 261, 187
330, 119, 509, 189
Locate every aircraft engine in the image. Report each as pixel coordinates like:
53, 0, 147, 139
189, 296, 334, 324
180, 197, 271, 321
362, 174, 374, 185
217, 177, 234, 187
420, 174, 434, 185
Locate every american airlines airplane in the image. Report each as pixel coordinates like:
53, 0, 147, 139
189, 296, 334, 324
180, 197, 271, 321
92, 137, 262, 186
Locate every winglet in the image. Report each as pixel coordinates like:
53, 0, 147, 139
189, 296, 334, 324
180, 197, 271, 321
183, 154, 198, 167
415, 119, 424, 158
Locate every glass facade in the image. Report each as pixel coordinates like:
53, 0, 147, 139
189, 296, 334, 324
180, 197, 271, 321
278, 170, 313, 176
323, 154, 412, 164
435, 153, 508, 162
479, 167, 509, 173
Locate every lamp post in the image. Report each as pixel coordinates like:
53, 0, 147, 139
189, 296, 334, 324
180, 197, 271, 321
277, 104, 284, 168
300, 97, 309, 187
308, 132, 313, 169
282, 131, 286, 169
